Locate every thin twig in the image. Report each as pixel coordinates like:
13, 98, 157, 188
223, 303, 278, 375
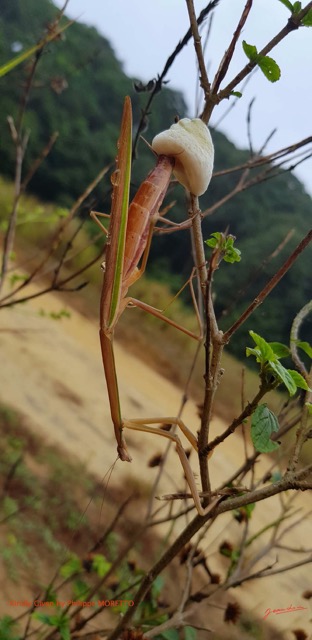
211, 0, 253, 96
202, 2, 312, 122
132, 1, 219, 156
223, 229, 312, 342
106, 474, 312, 640
185, 0, 211, 99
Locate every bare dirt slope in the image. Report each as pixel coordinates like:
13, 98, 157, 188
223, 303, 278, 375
0, 287, 311, 638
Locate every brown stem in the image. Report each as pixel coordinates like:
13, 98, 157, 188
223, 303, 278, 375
21, 132, 59, 192
185, 0, 211, 99
0, 166, 109, 307
106, 474, 312, 639
0, 250, 102, 309
132, 1, 219, 157
211, 0, 253, 95
201, 378, 272, 457
0, 125, 24, 294
202, 2, 312, 122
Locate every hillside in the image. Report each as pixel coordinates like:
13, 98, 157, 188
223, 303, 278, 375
0, 284, 311, 640
0, 0, 311, 360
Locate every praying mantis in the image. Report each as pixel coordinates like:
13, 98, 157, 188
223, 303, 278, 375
92, 96, 214, 515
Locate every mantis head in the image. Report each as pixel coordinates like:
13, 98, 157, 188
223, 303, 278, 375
152, 117, 214, 197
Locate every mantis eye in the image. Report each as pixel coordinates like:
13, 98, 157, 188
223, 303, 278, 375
152, 117, 214, 197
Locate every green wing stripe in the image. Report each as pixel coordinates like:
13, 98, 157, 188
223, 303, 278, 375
108, 98, 132, 325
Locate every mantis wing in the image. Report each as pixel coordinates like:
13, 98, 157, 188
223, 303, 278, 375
100, 96, 133, 330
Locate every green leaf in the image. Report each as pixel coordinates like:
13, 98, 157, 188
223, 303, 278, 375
205, 232, 221, 248
246, 346, 262, 361
59, 619, 70, 640
152, 575, 164, 599
60, 554, 82, 578
242, 40, 258, 62
248, 331, 276, 363
230, 91, 242, 98
251, 404, 280, 453
0, 616, 21, 640
268, 342, 290, 358
287, 369, 311, 392
92, 554, 112, 578
245, 502, 256, 518
296, 341, 312, 358
184, 626, 197, 640
257, 56, 281, 82
158, 629, 179, 640
223, 237, 241, 263
73, 579, 89, 600
270, 470, 282, 483
293, 1, 302, 12
269, 360, 297, 395
278, 0, 294, 11
205, 232, 241, 265
32, 612, 55, 626
302, 9, 312, 25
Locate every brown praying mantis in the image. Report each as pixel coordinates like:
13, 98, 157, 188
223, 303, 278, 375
92, 96, 214, 515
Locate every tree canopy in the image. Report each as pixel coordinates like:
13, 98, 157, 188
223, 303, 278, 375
0, 0, 311, 358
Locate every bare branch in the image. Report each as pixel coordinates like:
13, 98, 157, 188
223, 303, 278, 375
185, 0, 211, 99
223, 230, 312, 342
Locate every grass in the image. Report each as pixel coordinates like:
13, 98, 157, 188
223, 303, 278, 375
0, 403, 282, 640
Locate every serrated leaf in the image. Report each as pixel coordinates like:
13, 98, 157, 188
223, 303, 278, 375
296, 341, 312, 358
246, 346, 262, 360
302, 9, 312, 25
287, 369, 311, 391
205, 238, 218, 248
205, 231, 222, 248
249, 331, 276, 363
223, 247, 241, 263
242, 40, 258, 62
278, 0, 294, 11
258, 56, 281, 82
269, 360, 297, 396
251, 405, 280, 453
268, 342, 290, 358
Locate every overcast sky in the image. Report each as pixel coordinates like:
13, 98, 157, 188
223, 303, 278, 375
54, 0, 312, 196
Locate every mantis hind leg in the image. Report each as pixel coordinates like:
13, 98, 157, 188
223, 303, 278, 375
122, 416, 212, 516
90, 210, 111, 236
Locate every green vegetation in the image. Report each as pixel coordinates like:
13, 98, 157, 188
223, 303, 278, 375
1, 0, 311, 363
0, 403, 184, 639
2, 403, 275, 640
